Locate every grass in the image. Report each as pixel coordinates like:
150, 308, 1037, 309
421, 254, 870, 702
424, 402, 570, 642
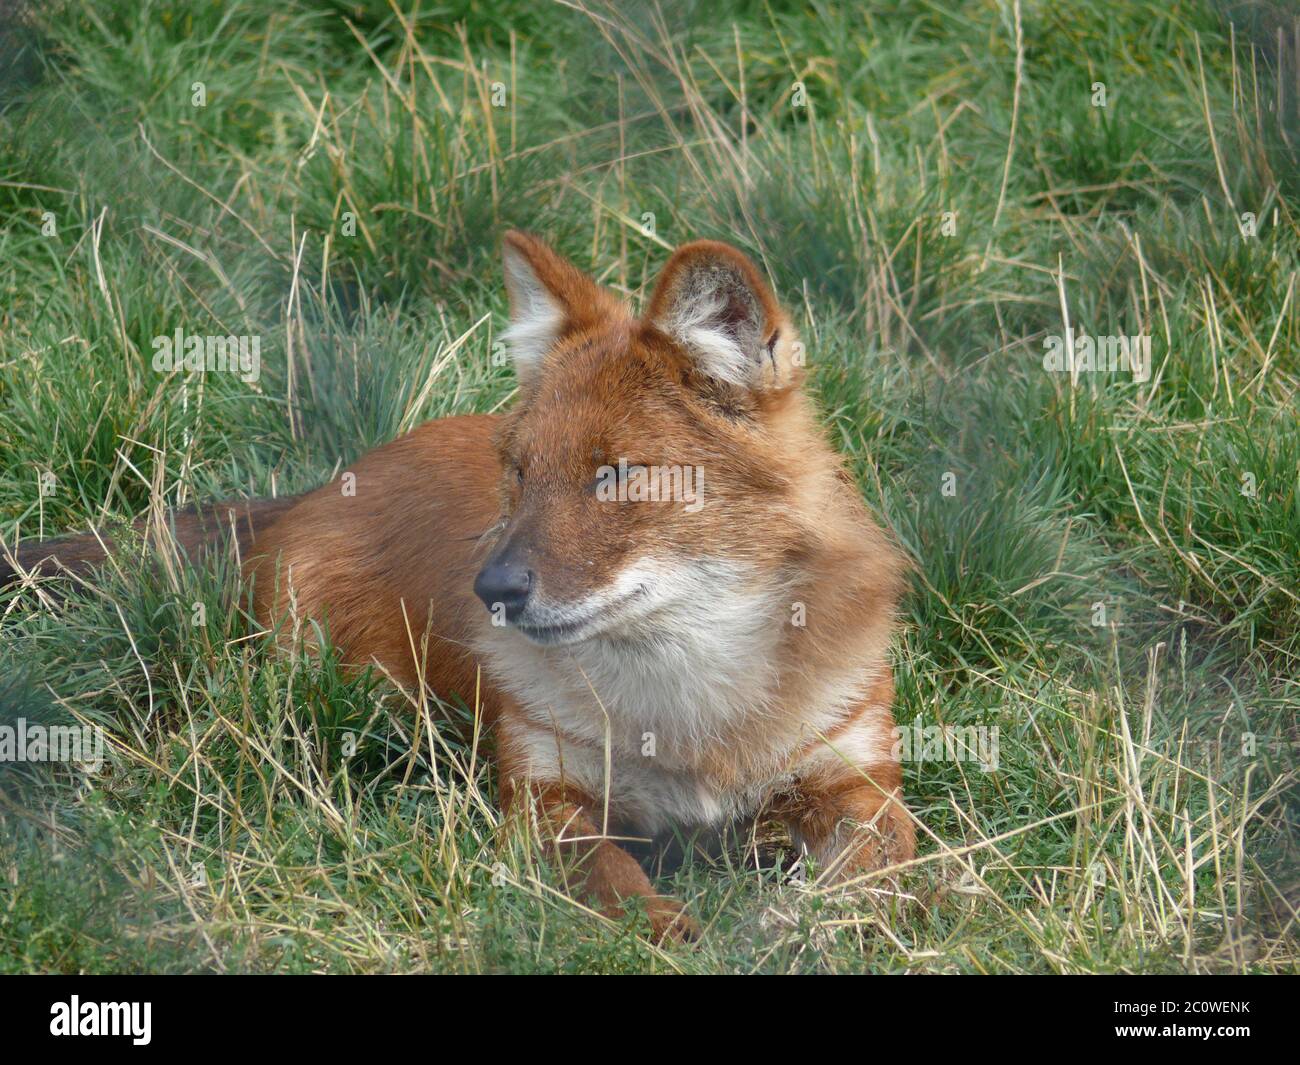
0, 0, 1296, 973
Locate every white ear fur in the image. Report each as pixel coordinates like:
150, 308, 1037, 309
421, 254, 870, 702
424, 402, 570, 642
500, 243, 564, 381
659, 277, 763, 387
651, 258, 795, 391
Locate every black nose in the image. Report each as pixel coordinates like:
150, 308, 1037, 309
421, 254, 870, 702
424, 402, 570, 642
473, 560, 533, 619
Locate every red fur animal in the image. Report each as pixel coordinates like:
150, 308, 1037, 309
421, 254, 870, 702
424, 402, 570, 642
5, 233, 915, 941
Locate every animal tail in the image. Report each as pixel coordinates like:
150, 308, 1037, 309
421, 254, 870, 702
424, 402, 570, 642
0, 496, 300, 588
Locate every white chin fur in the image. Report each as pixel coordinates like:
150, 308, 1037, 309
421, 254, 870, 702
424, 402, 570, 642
510, 557, 739, 646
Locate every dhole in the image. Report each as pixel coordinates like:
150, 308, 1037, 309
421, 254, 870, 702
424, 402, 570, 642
3, 233, 915, 941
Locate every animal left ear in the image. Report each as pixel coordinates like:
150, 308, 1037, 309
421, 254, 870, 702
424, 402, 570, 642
646, 241, 801, 392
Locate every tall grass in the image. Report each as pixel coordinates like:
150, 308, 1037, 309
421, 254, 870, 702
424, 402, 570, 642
0, 0, 1295, 973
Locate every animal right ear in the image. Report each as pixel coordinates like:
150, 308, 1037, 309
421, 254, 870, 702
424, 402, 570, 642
500, 231, 619, 385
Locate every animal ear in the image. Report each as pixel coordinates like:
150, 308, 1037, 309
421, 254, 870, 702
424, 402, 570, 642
646, 240, 801, 392
500, 230, 620, 385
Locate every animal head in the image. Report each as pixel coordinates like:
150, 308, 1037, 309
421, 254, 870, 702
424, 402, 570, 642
474, 231, 833, 646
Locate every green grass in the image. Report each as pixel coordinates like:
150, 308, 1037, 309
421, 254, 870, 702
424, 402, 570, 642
0, 0, 1296, 973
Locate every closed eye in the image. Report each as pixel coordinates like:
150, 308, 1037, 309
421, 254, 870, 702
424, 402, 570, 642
589, 461, 650, 495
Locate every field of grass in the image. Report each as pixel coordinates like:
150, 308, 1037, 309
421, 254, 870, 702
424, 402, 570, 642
0, 0, 1296, 974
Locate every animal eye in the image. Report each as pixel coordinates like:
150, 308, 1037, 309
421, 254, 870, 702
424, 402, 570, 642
514, 465, 525, 485
589, 460, 649, 496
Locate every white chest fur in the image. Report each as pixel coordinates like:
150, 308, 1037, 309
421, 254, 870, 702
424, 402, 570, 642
474, 558, 875, 833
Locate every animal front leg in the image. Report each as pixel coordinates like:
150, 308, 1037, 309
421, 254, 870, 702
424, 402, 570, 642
497, 729, 698, 942
780, 702, 915, 883
782, 767, 915, 882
